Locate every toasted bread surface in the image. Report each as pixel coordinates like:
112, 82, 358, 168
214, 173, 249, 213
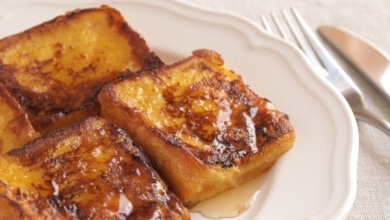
0, 83, 40, 155
0, 5, 163, 133
0, 195, 24, 220
0, 116, 189, 219
98, 49, 295, 206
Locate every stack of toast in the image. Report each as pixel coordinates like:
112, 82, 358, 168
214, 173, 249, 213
0, 5, 295, 219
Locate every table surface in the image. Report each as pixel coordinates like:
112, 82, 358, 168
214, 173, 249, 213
185, 0, 390, 219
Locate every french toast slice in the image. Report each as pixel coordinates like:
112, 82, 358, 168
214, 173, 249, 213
98, 49, 296, 207
0, 116, 190, 219
0, 195, 24, 220
0, 83, 34, 220
0, 83, 40, 155
0, 5, 163, 133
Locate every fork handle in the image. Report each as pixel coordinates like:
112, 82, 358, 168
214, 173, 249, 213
353, 107, 390, 136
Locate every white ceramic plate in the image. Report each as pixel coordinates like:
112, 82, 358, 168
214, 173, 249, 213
0, 0, 359, 219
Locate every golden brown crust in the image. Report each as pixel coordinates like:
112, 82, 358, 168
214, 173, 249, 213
98, 49, 295, 206
0, 195, 25, 220
0, 116, 190, 219
0, 83, 40, 154
0, 5, 163, 133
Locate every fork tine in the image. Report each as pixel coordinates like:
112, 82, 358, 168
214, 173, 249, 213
267, 8, 333, 79
289, 8, 341, 76
281, 9, 315, 61
264, 9, 319, 70
260, 16, 272, 33
271, 12, 288, 39
289, 8, 363, 90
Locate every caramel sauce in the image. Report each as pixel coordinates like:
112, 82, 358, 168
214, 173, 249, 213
191, 174, 267, 218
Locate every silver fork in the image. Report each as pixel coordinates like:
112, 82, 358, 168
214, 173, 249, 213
261, 8, 390, 137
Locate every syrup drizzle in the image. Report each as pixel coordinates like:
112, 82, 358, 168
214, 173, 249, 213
191, 174, 266, 218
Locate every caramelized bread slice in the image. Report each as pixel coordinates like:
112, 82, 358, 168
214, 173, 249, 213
0, 84, 34, 220
0, 5, 163, 133
98, 49, 296, 207
0, 83, 40, 155
0, 116, 189, 219
0, 195, 24, 220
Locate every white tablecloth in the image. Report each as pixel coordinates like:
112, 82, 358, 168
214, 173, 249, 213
185, 0, 390, 219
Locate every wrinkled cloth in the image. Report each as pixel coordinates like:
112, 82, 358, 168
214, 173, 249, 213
186, 0, 390, 219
